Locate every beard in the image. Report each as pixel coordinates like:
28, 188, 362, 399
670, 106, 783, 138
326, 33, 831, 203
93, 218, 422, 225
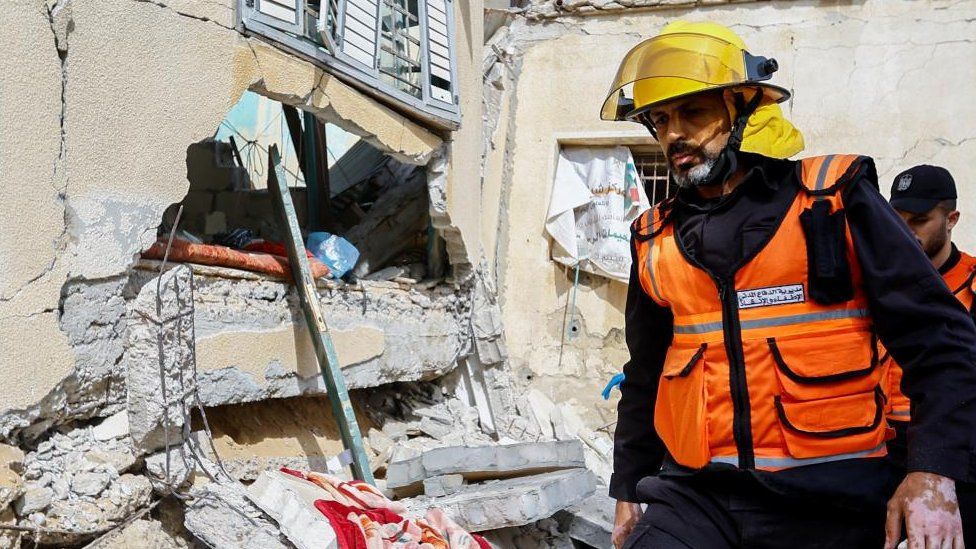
923, 221, 949, 259
669, 141, 722, 189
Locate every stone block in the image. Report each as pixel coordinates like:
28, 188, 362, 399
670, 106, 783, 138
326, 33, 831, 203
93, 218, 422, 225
92, 411, 130, 441
14, 486, 52, 515
554, 492, 614, 549
246, 471, 338, 549
71, 472, 110, 497
423, 474, 465, 497
387, 440, 585, 492
409, 468, 596, 532
84, 449, 138, 475
184, 481, 289, 549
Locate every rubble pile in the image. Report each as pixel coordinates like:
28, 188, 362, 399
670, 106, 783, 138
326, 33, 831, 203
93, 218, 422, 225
8, 413, 151, 546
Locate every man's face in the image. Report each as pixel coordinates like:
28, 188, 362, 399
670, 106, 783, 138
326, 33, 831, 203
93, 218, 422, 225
645, 92, 732, 188
895, 207, 958, 260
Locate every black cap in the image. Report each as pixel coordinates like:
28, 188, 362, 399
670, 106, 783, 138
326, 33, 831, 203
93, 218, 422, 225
889, 164, 957, 214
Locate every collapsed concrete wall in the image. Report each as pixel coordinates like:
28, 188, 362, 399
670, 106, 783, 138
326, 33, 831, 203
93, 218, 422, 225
485, 0, 976, 431
0, 0, 493, 442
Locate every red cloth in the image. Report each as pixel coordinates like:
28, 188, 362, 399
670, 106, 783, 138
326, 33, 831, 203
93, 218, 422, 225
313, 500, 405, 549
142, 238, 329, 280
472, 535, 491, 549
243, 240, 316, 259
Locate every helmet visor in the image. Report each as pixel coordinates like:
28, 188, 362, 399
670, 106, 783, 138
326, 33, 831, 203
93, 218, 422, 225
601, 33, 753, 121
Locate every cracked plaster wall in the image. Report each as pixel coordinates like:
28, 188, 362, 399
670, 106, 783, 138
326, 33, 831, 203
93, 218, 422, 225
0, 0, 486, 438
487, 0, 976, 427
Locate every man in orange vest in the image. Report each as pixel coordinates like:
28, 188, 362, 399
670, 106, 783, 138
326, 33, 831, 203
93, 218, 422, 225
603, 22, 976, 549
885, 164, 976, 544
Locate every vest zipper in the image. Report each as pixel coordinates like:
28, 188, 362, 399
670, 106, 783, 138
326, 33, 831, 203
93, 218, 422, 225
717, 278, 755, 469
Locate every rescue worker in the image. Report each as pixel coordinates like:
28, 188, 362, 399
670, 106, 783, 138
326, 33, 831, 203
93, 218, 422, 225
884, 164, 976, 545
604, 21, 976, 548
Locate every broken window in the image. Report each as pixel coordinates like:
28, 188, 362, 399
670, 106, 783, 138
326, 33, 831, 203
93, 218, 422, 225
378, 0, 423, 98
240, 0, 459, 128
630, 146, 674, 206
155, 90, 448, 284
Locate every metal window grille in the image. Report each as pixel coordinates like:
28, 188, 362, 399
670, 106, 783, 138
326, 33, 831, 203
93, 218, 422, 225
304, 0, 340, 47
632, 148, 674, 206
378, 0, 423, 99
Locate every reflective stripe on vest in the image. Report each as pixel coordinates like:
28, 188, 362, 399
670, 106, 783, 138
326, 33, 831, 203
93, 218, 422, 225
635, 154, 890, 472
710, 441, 888, 470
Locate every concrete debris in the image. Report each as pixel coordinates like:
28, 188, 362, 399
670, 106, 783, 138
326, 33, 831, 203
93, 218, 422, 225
33, 474, 152, 545
480, 517, 577, 549
387, 440, 585, 493
126, 267, 196, 454
14, 486, 52, 516
11, 423, 147, 544
184, 481, 291, 549
0, 444, 25, 511
247, 471, 339, 549
408, 468, 596, 532
144, 442, 197, 494
100, 518, 191, 549
92, 410, 130, 442
366, 428, 394, 455
125, 266, 472, 454
521, 389, 614, 483
71, 471, 111, 497
99, 496, 196, 549
554, 492, 615, 549
423, 474, 465, 497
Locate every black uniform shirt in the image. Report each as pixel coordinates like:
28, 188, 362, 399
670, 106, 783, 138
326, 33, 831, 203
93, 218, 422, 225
610, 152, 976, 508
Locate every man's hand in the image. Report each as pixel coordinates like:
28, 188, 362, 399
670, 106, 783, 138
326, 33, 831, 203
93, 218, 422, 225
885, 471, 964, 549
613, 500, 643, 549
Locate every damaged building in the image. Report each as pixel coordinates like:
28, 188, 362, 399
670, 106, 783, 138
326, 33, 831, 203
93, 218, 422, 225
1, 0, 976, 546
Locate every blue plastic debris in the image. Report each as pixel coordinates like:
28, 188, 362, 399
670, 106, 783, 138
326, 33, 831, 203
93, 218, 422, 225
307, 232, 360, 279
602, 372, 626, 400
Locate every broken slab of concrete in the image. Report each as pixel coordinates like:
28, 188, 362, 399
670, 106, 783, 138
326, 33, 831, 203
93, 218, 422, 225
408, 468, 596, 532
423, 474, 465, 497
386, 440, 585, 494
125, 267, 468, 453
126, 267, 196, 453
554, 492, 614, 549
184, 481, 290, 549
246, 471, 338, 549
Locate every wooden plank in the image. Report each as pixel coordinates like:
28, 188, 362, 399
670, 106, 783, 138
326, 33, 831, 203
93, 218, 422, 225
266, 145, 374, 484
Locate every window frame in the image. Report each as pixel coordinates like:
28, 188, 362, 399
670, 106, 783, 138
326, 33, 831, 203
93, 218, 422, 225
239, 0, 460, 130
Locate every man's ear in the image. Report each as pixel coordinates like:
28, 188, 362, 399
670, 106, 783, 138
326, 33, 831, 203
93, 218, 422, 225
947, 209, 961, 232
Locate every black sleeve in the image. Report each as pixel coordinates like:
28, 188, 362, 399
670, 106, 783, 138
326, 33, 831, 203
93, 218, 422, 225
609, 237, 674, 501
843, 166, 976, 482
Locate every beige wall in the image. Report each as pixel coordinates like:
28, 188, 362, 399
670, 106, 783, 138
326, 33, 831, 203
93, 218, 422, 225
490, 0, 976, 426
0, 0, 482, 429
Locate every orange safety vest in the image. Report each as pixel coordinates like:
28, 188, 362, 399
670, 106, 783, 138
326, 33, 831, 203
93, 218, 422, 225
634, 154, 891, 471
882, 250, 976, 421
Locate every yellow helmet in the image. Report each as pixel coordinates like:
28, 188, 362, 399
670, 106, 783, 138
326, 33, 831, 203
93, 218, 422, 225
601, 21, 803, 159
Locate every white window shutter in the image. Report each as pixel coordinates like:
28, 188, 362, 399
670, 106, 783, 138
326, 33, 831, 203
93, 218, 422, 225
341, 0, 380, 69
424, 0, 454, 104
252, 0, 305, 34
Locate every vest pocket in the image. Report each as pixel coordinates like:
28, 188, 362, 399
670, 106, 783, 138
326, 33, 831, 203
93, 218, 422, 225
768, 331, 879, 401
655, 343, 709, 469
775, 387, 887, 459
